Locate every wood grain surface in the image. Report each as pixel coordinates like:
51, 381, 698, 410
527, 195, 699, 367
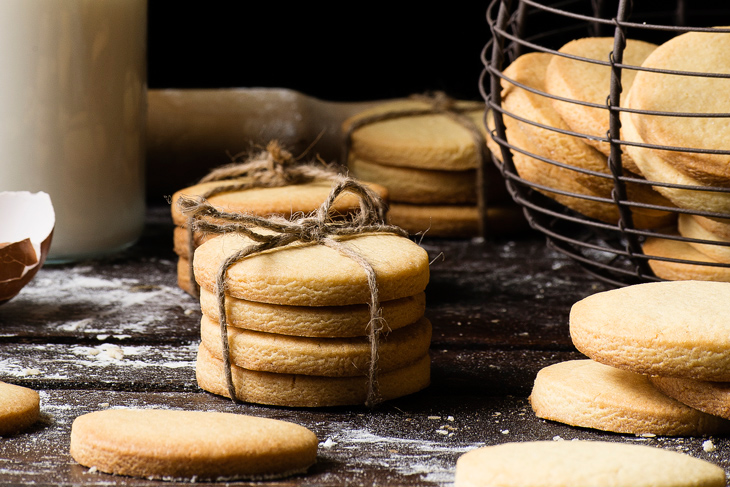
0, 207, 727, 486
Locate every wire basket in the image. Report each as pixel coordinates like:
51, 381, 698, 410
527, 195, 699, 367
481, 0, 730, 287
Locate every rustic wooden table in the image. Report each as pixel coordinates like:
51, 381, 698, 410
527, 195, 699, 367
1, 206, 728, 486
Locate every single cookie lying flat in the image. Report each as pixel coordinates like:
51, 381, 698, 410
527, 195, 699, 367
170, 178, 388, 226
387, 202, 528, 238
530, 359, 730, 436
200, 286, 426, 337
343, 98, 487, 171
193, 232, 430, 306
454, 440, 726, 487
196, 343, 430, 407
200, 315, 432, 376
348, 156, 481, 205
570, 280, 730, 380
0, 381, 40, 436
70, 409, 318, 481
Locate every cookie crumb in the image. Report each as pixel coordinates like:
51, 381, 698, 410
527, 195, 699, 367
320, 437, 337, 448
702, 440, 716, 453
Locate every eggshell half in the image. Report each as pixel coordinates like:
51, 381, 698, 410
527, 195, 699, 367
0, 191, 55, 304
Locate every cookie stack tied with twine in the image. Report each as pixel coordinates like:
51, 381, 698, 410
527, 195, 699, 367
170, 141, 389, 296
179, 175, 432, 408
529, 280, 730, 436
342, 92, 525, 238
616, 29, 730, 281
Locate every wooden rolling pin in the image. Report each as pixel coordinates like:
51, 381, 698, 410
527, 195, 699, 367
146, 88, 391, 202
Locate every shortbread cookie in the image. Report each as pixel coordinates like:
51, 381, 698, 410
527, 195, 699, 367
200, 315, 432, 376
642, 234, 730, 281
176, 257, 195, 295
678, 213, 730, 263
387, 202, 528, 238
627, 29, 730, 187
546, 37, 657, 173
70, 408, 318, 481
0, 381, 40, 436
530, 359, 730, 435
694, 215, 730, 241
200, 287, 426, 337
173, 226, 215, 260
193, 232, 430, 306
620, 100, 730, 214
170, 178, 388, 226
196, 343, 430, 407
454, 440, 726, 487
501, 52, 615, 195
347, 157, 481, 205
651, 375, 730, 420
570, 280, 730, 380
343, 98, 487, 171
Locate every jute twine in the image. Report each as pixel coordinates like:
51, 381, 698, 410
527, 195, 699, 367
184, 141, 346, 297
179, 169, 408, 408
342, 91, 490, 237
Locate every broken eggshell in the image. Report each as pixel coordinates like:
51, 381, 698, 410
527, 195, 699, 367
0, 191, 55, 304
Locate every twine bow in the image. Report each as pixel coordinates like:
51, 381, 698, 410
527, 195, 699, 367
179, 175, 408, 408
184, 141, 344, 297
342, 91, 490, 238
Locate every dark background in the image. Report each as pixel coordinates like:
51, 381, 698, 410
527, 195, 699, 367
147, 3, 490, 102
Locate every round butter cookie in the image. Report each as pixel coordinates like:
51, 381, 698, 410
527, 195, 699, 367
70, 408, 318, 481
501, 52, 615, 195
170, 178, 388, 226
342, 98, 487, 171
200, 315, 432, 377
454, 440, 726, 487
0, 381, 40, 436
678, 213, 730, 263
627, 28, 730, 187
195, 343, 430, 407
200, 287, 425, 337
650, 375, 730, 420
545, 37, 657, 173
386, 202, 527, 238
173, 226, 215, 260
570, 280, 730, 380
529, 359, 730, 436
176, 256, 195, 296
694, 215, 730, 241
620, 101, 730, 214
642, 234, 730, 282
193, 232, 429, 306
347, 157, 483, 205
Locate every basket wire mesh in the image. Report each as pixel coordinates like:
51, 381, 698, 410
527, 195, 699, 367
481, 0, 730, 287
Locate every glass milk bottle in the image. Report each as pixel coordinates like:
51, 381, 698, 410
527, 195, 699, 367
0, 0, 147, 262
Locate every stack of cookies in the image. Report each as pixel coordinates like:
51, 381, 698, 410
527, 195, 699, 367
343, 98, 525, 238
530, 280, 730, 436
489, 37, 676, 230
191, 223, 433, 407
616, 29, 730, 281
170, 170, 388, 296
